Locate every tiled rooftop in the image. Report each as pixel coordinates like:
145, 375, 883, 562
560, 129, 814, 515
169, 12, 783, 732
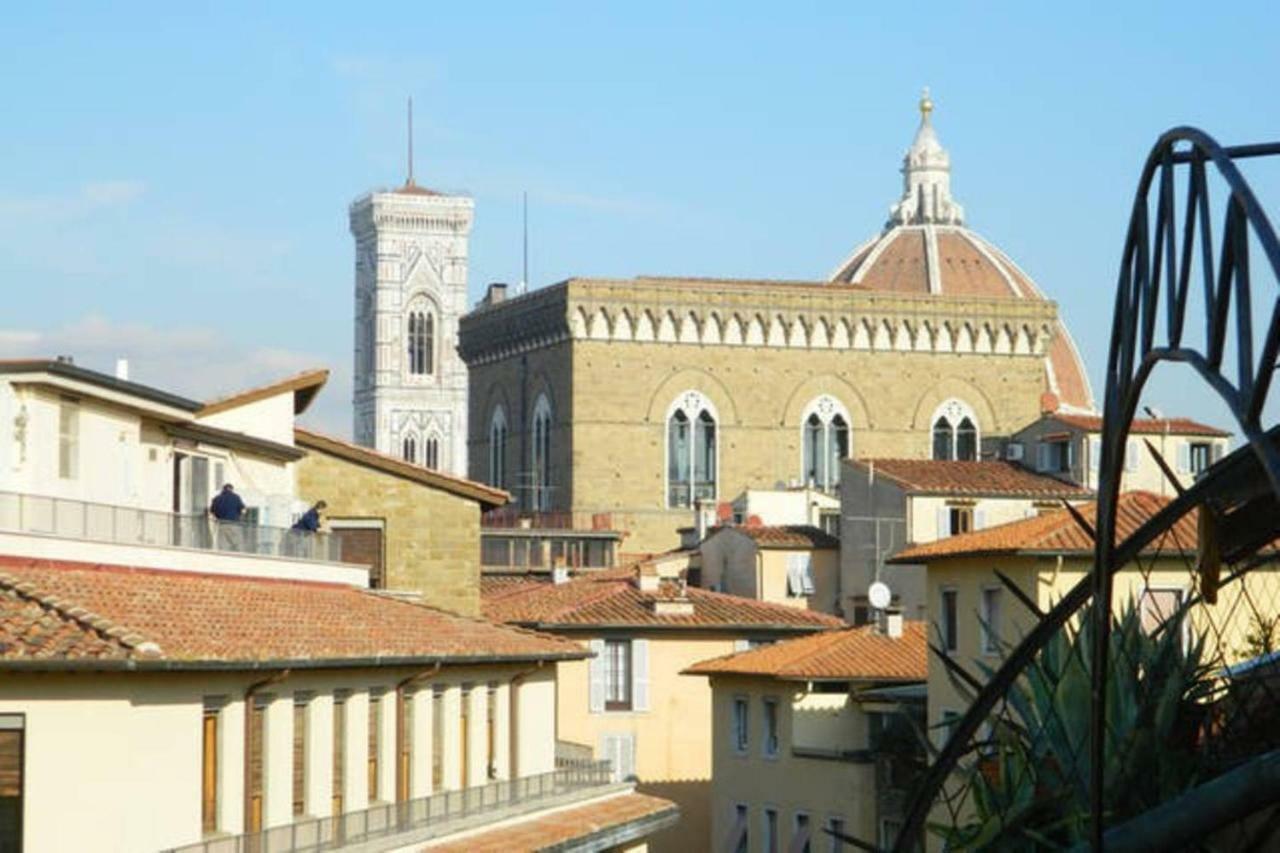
0, 556, 585, 666
424, 792, 678, 852
684, 621, 927, 682
889, 491, 1197, 562
714, 524, 840, 549
853, 458, 1092, 498
482, 568, 842, 632
1045, 413, 1230, 437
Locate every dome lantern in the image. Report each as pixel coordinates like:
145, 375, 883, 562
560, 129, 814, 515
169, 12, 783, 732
889, 87, 965, 227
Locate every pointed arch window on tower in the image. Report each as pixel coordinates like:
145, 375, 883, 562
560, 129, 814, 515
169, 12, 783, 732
530, 396, 553, 511
666, 392, 717, 509
402, 434, 418, 464
801, 396, 851, 491
489, 407, 508, 489
425, 435, 440, 469
407, 310, 434, 376
931, 399, 979, 461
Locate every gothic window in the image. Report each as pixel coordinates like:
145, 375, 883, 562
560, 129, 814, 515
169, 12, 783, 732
801, 396, 851, 491
489, 407, 508, 489
407, 309, 434, 376
667, 391, 717, 508
425, 435, 440, 469
402, 434, 417, 464
931, 399, 979, 461
530, 395, 553, 511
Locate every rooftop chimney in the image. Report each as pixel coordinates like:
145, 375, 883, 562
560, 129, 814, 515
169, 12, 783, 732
484, 282, 509, 306
880, 607, 904, 639
55, 354, 74, 364
115, 358, 129, 381
551, 556, 570, 585
637, 565, 661, 593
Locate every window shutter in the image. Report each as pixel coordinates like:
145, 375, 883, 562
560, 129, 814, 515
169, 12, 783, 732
1036, 443, 1049, 472
621, 734, 637, 781
632, 639, 650, 712
1125, 439, 1139, 472
1089, 436, 1101, 472
1176, 442, 1191, 474
600, 734, 618, 781
936, 508, 950, 538
588, 639, 606, 714
785, 556, 801, 596
1066, 440, 1076, 469
1212, 442, 1225, 463
974, 509, 986, 530
801, 555, 815, 594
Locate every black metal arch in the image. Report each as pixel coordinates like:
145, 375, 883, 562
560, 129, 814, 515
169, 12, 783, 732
894, 127, 1280, 851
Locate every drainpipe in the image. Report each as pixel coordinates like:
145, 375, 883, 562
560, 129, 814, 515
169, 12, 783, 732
243, 669, 290, 834
395, 663, 442, 805
509, 660, 546, 778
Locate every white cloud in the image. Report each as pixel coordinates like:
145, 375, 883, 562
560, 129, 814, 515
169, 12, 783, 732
0, 315, 351, 436
0, 180, 146, 223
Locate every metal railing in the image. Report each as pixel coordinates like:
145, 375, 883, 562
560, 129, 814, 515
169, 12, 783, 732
0, 490, 341, 563
165, 761, 614, 853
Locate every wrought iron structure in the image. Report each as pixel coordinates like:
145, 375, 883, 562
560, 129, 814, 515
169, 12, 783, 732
893, 128, 1280, 851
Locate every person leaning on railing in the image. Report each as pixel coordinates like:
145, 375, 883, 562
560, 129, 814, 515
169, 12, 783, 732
209, 484, 246, 552
290, 500, 327, 558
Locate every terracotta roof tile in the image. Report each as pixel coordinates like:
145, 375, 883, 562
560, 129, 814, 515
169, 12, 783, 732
714, 525, 840, 549
685, 622, 926, 682
425, 792, 678, 852
853, 459, 1092, 498
0, 556, 584, 666
1046, 413, 1230, 438
889, 491, 1197, 562
483, 571, 842, 632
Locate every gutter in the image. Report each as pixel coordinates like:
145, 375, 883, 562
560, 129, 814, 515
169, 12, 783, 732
0, 650, 589, 674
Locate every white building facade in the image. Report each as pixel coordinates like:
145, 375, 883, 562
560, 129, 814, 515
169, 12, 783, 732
350, 182, 474, 476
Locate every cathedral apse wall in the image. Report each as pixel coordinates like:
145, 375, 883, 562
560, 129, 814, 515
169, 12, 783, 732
462, 276, 1060, 553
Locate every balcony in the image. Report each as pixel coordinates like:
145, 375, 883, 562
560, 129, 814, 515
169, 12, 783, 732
0, 490, 367, 586
165, 761, 617, 853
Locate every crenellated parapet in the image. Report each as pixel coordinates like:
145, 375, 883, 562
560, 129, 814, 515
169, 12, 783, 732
459, 276, 1060, 367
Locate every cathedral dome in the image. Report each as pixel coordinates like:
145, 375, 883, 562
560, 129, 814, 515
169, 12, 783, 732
829, 90, 1095, 413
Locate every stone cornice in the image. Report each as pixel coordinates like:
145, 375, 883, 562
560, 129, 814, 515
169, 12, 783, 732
460, 277, 1061, 365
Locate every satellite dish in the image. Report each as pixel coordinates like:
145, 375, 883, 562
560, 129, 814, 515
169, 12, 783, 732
868, 581, 892, 610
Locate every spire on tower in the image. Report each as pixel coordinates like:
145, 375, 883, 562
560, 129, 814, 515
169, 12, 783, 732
406, 97, 415, 187
887, 87, 965, 227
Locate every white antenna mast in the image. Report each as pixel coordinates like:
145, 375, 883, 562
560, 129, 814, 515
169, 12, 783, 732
519, 191, 529, 295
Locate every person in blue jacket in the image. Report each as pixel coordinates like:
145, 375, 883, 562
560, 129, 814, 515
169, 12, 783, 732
293, 501, 327, 533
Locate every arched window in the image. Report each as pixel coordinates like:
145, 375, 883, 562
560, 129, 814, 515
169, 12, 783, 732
530, 395, 553, 511
425, 435, 440, 469
667, 391, 718, 508
801, 396, 851, 490
931, 399, 979, 461
489, 407, 508, 488
402, 434, 417, 464
407, 309, 434, 375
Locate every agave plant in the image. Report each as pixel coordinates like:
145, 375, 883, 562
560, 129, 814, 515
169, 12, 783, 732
933, 597, 1214, 850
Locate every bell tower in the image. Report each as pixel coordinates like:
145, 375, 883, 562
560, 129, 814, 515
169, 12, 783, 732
350, 101, 474, 475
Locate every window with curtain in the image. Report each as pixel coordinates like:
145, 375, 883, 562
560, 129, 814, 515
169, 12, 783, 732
666, 391, 717, 508
801, 396, 851, 490
489, 407, 507, 488
931, 399, 979, 460
531, 395, 553, 511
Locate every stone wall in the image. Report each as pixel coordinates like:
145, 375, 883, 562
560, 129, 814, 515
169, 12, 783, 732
296, 449, 482, 616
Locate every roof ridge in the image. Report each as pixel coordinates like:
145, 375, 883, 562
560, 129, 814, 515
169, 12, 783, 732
0, 568, 158, 657
360, 587, 582, 651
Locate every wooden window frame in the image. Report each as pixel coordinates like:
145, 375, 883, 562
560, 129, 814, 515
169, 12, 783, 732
603, 639, 633, 712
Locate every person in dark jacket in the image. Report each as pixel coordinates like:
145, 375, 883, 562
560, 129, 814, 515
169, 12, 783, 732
292, 501, 327, 532
209, 484, 245, 521
209, 484, 246, 552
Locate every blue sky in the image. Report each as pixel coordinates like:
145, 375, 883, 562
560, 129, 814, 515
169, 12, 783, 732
1, 2, 1278, 435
